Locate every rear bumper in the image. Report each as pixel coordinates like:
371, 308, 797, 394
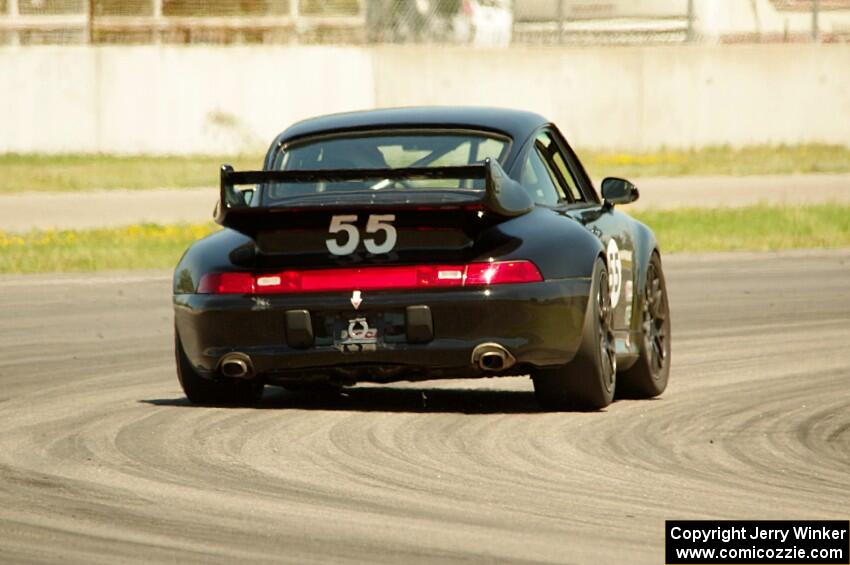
174, 278, 591, 384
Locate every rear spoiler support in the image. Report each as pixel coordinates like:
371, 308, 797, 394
216, 158, 533, 230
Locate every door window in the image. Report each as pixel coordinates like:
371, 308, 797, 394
537, 132, 585, 203
550, 151, 584, 202
521, 142, 564, 206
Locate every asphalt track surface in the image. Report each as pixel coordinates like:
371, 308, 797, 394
3, 173, 849, 231
0, 250, 848, 564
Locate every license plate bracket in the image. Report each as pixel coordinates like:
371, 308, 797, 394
336, 316, 379, 352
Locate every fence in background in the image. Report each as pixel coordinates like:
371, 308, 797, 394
2, 0, 849, 46
0, 0, 364, 45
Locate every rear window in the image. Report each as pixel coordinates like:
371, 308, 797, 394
267, 131, 509, 199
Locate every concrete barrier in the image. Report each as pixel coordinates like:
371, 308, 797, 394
1, 44, 848, 153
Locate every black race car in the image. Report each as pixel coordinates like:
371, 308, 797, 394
173, 107, 671, 410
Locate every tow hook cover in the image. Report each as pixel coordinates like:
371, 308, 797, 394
405, 305, 433, 344
285, 309, 314, 348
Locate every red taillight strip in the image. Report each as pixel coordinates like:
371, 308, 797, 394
198, 261, 542, 295
197, 272, 255, 294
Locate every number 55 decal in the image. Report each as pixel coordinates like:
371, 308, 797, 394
326, 214, 397, 255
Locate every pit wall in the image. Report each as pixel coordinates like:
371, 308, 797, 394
1, 44, 848, 154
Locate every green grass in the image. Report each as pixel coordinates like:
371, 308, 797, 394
632, 205, 850, 252
577, 144, 850, 181
2, 144, 849, 193
2, 205, 849, 273
0, 153, 262, 193
0, 224, 219, 273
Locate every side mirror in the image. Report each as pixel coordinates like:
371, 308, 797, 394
601, 177, 639, 208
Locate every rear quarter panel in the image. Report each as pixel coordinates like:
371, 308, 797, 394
496, 207, 604, 280
174, 229, 254, 294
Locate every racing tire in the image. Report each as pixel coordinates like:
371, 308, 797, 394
618, 252, 671, 399
175, 332, 264, 406
532, 257, 617, 411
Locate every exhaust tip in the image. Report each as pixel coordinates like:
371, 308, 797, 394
471, 342, 516, 372
219, 352, 253, 379
479, 352, 505, 371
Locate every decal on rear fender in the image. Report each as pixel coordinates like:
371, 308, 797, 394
607, 238, 622, 308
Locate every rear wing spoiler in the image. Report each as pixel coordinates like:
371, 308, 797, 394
215, 158, 534, 233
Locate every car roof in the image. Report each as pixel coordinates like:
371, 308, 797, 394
274, 106, 548, 145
